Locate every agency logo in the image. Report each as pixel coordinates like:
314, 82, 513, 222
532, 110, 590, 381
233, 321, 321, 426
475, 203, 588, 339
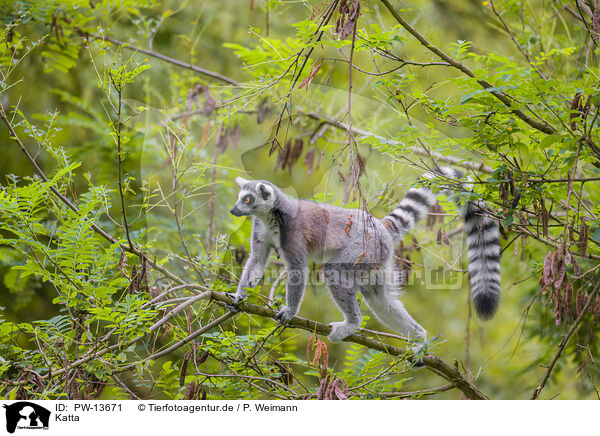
2, 402, 50, 434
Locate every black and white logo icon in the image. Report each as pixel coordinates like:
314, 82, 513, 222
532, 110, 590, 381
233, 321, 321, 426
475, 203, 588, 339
2, 402, 50, 434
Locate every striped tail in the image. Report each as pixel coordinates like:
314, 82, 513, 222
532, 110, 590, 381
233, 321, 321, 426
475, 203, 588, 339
382, 167, 501, 320
381, 187, 437, 239
463, 201, 501, 319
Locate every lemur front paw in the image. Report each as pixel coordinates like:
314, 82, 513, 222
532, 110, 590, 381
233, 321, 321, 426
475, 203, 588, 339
274, 307, 295, 325
225, 303, 240, 313
233, 293, 246, 306
409, 341, 427, 368
225, 292, 245, 313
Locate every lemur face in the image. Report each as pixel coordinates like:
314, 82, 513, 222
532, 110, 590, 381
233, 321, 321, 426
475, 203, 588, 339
230, 177, 275, 217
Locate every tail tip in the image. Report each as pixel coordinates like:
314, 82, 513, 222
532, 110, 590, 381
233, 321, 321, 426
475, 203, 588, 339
473, 292, 500, 320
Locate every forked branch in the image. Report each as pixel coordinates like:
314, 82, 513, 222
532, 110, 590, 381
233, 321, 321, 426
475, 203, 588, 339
379, 0, 556, 135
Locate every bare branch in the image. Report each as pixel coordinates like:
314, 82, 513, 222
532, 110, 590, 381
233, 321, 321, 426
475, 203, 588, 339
89, 33, 239, 86
302, 110, 493, 173
208, 292, 489, 400
531, 280, 600, 399
377, 382, 455, 399
489, 1, 547, 79
111, 79, 134, 250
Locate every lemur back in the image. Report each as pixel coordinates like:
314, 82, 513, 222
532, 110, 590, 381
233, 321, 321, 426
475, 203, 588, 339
229, 168, 501, 347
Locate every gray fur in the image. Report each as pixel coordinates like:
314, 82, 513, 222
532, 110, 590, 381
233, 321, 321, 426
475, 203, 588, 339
230, 168, 501, 346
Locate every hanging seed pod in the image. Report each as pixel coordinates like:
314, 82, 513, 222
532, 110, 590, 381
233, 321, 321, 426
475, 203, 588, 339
335, 0, 361, 40
317, 375, 330, 400
197, 349, 210, 365
543, 251, 554, 286
325, 376, 338, 400
569, 93, 582, 129
565, 250, 572, 266
553, 286, 562, 325
578, 221, 588, 254
551, 250, 561, 278
572, 256, 581, 276
539, 273, 547, 294
306, 335, 314, 363
304, 147, 316, 175
577, 292, 590, 317
184, 381, 203, 400
334, 379, 349, 400
499, 182, 509, 205
298, 62, 321, 90
565, 279, 574, 317
593, 5, 600, 44
542, 204, 549, 237
179, 350, 192, 387
554, 263, 566, 289
569, 225, 575, 244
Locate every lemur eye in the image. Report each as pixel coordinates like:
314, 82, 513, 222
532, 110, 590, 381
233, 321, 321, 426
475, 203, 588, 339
245, 197, 250, 203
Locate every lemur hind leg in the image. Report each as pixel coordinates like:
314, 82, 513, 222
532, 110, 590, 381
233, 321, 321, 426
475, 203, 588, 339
326, 284, 362, 343
323, 263, 362, 342
362, 282, 427, 366
361, 284, 427, 342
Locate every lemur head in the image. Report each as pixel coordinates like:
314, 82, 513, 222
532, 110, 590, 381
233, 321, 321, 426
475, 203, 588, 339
230, 177, 277, 217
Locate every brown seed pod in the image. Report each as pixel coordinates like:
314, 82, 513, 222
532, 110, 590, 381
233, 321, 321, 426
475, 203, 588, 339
298, 62, 322, 90
325, 376, 338, 400
543, 251, 554, 286
554, 263, 566, 290
570, 92, 582, 129
334, 379, 349, 400
572, 256, 581, 276
304, 147, 316, 175
197, 349, 210, 365
578, 221, 588, 254
317, 375, 330, 400
306, 334, 315, 364
344, 214, 354, 237
179, 351, 192, 387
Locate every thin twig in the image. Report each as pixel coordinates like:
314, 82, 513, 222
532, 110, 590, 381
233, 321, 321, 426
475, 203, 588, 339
379, 0, 556, 135
531, 280, 600, 399
377, 382, 456, 398
489, 0, 547, 79
116, 312, 234, 373
112, 78, 134, 250
89, 33, 239, 86
303, 110, 493, 173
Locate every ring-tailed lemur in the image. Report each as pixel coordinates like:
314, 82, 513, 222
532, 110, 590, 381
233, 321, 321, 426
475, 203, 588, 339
229, 167, 501, 346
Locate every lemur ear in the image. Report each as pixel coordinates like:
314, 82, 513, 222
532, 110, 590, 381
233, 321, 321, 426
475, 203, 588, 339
235, 177, 250, 187
258, 183, 273, 200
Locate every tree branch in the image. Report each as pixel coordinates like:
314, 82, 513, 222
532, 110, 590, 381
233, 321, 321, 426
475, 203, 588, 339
379, 0, 556, 135
208, 292, 489, 400
377, 382, 455, 399
488, 0, 547, 80
302, 110, 493, 173
88, 32, 239, 86
531, 280, 600, 399
112, 79, 134, 250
